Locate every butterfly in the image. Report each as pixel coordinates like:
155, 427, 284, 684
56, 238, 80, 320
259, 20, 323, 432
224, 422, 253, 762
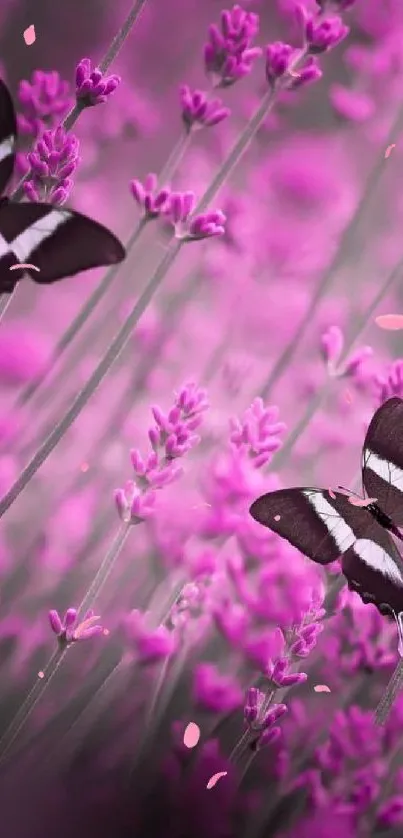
249, 397, 403, 649
0, 78, 125, 294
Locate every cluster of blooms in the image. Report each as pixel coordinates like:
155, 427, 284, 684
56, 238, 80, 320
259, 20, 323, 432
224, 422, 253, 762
204, 5, 262, 87
240, 601, 325, 752
48, 607, 104, 646
130, 174, 226, 240
22, 60, 119, 203
24, 126, 80, 204
114, 382, 208, 524
319, 324, 373, 380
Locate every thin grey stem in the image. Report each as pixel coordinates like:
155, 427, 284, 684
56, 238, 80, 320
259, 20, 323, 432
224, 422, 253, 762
11, 0, 148, 201
0, 290, 15, 324
269, 253, 403, 471
0, 646, 67, 765
260, 106, 403, 399
374, 658, 403, 725
0, 238, 183, 518
158, 131, 192, 184
14, 132, 192, 413
76, 522, 132, 619
16, 220, 147, 408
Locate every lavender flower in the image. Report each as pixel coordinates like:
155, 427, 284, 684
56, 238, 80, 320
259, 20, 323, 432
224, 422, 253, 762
229, 398, 286, 468
304, 13, 349, 54
75, 58, 120, 107
179, 85, 230, 132
167, 192, 226, 240
265, 42, 322, 90
115, 382, 208, 524
130, 173, 170, 220
319, 324, 373, 380
24, 126, 80, 204
17, 70, 72, 136
204, 4, 262, 87
48, 607, 104, 646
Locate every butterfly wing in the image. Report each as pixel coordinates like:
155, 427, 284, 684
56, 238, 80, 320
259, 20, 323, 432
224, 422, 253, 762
250, 487, 403, 615
250, 488, 365, 564
0, 202, 125, 292
362, 397, 403, 525
342, 529, 403, 616
0, 79, 16, 197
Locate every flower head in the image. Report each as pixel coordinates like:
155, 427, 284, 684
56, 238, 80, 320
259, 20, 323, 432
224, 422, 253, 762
204, 4, 262, 87
179, 85, 230, 132
229, 398, 286, 468
24, 126, 80, 205
48, 608, 104, 646
17, 70, 72, 137
130, 173, 170, 220
115, 382, 208, 525
305, 14, 349, 53
75, 58, 120, 107
167, 192, 226, 241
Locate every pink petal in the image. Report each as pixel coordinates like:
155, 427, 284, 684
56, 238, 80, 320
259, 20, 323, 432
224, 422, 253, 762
206, 771, 228, 789
23, 25, 36, 46
314, 684, 331, 693
183, 721, 201, 748
384, 144, 396, 159
375, 314, 403, 331
343, 389, 353, 404
328, 488, 336, 500
274, 514, 281, 521
348, 496, 377, 507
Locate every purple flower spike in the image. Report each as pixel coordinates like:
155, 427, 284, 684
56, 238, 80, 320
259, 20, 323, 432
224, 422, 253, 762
229, 399, 286, 468
130, 173, 171, 220
75, 58, 120, 107
305, 14, 349, 54
204, 4, 262, 87
48, 607, 104, 647
24, 125, 80, 205
179, 85, 230, 132
18, 70, 72, 137
256, 726, 281, 749
265, 42, 294, 86
115, 382, 208, 525
167, 192, 226, 241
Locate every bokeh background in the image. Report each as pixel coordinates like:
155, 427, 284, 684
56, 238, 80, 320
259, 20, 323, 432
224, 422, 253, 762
1, 0, 403, 836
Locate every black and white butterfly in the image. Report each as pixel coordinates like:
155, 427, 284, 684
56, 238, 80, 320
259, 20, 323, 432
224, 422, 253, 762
0, 78, 125, 294
250, 397, 403, 648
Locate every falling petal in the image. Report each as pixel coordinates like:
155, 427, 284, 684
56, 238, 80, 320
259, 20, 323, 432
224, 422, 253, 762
9, 263, 40, 272
206, 771, 228, 789
348, 496, 377, 507
375, 314, 403, 331
274, 514, 281, 521
23, 25, 36, 46
183, 721, 201, 748
38, 671, 44, 679
343, 389, 353, 404
80, 462, 89, 472
384, 144, 396, 159
314, 684, 331, 693
328, 488, 336, 500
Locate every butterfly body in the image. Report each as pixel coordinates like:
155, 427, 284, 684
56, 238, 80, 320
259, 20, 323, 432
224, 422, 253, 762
250, 397, 403, 623
0, 79, 125, 293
